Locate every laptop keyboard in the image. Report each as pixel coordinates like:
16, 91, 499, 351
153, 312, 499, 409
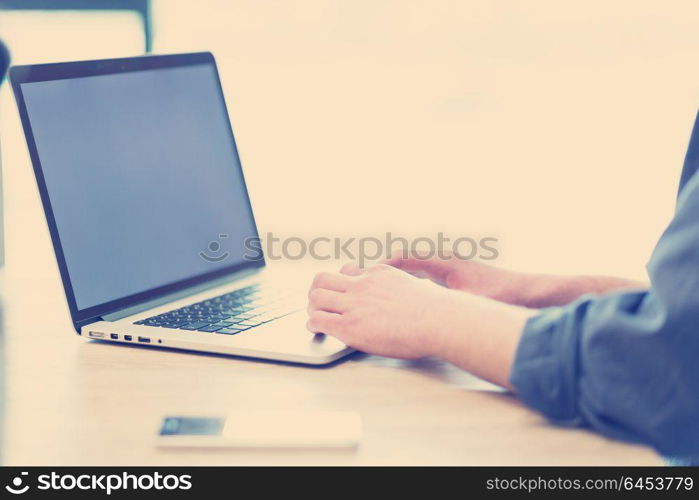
133, 284, 302, 335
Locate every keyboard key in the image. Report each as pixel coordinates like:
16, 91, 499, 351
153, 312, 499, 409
162, 321, 190, 329
254, 313, 278, 323
197, 325, 223, 332
235, 320, 262, 328
211, 321, 235, 328
220, 308, 245, 315
208, 315, 227, 321
216, 328, 245, 335
181, 321, 212, 330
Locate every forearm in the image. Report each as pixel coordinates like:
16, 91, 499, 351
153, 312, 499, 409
430, 290, 537, 389
521, 274, 648, 308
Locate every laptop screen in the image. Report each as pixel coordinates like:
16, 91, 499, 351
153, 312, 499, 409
18, 59, 261, 313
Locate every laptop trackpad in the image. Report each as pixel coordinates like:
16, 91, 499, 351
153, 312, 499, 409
228, 311, 349, 356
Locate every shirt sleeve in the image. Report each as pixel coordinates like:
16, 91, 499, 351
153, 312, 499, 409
510, 113, 699, 458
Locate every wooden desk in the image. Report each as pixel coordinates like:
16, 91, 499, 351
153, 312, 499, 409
0, 266, 661, 466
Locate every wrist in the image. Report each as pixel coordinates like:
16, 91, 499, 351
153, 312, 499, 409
521, 274, 646, 308
422, 288, 469, 358
518, 273, 568, 308
491, 270, 554, 308
427, 290, 537, 388
424, 288, 494, 359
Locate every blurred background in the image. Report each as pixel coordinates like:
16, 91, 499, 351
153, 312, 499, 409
3, 0, 699, 283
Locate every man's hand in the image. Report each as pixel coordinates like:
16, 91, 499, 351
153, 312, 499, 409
384, 253, 648, 308
307, 263, 453, 359
307, 262, 535, 388
384, 253, 531, 305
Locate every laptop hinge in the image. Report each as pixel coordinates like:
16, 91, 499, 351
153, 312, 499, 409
101, 266, 262, 323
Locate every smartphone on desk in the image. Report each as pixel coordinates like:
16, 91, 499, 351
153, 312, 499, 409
157, 411, 362, 449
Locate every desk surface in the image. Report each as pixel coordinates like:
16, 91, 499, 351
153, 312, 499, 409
0, 265, 661, 466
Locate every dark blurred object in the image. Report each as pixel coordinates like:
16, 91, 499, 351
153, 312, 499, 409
0, 39, 8, 83
0, 0, 151, 52
0, 38, 7, 267
0, 38, 7, 464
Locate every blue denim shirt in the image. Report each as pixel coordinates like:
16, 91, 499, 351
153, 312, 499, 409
510, 111, 699, 461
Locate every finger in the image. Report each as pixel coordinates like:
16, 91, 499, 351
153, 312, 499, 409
339, 262, 364, 276
365, 263, 394, 273
309, 271, 351, 293
382, 249, 412, 267
307, 288, 347, 313
382, 253, 457, 284
306, 310, 342, 334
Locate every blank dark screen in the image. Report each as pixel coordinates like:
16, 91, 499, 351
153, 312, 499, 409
21, 64, 259, 311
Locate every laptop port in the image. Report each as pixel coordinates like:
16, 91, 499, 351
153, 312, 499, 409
138, 336, 151, 344
88, 331, 105, 339
124, 335, 133, 341
110, 333, 119, 340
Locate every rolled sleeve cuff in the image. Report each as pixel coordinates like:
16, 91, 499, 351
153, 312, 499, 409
509, 298, 592, 426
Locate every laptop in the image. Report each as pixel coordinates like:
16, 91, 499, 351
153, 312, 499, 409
9, 52, 353, 365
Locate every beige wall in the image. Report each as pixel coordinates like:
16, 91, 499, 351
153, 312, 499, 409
5, 2, 699, 281
154, 0, 699, 280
